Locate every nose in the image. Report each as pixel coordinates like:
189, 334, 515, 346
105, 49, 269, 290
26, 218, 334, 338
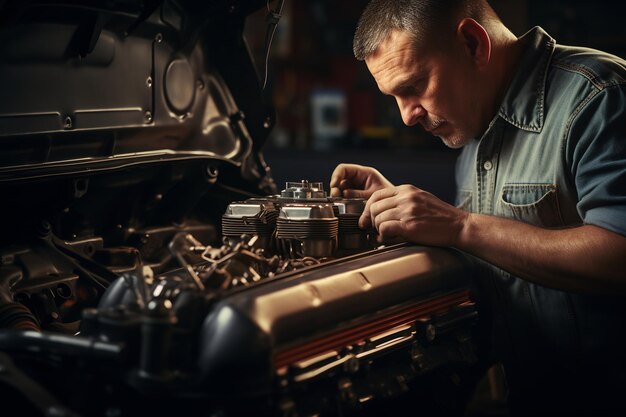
396, 97, 425, 126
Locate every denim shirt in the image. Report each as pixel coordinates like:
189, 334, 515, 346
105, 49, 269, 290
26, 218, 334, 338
455, 27, 626, 411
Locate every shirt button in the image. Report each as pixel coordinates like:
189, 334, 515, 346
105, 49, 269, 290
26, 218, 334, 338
483, 160, 493, 171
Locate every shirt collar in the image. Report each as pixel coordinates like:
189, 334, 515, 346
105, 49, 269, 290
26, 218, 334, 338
498, 26, 556, 132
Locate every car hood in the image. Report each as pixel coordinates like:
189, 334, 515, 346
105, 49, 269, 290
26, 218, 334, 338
0, 0, 275, 192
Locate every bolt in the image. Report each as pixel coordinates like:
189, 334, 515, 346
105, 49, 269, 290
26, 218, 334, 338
63, 116, 73, 129
263, 117, 271, 129
196, 79, 204, 90
206, 165, 219, 178
146, 77, 153, 88
144, 111, 153, 123
155, 33, 163, 43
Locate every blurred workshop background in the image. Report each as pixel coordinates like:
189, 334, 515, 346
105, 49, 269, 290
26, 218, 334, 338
244, 0, 626, 202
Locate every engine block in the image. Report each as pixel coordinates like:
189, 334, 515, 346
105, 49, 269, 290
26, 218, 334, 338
0, 181, 480, 417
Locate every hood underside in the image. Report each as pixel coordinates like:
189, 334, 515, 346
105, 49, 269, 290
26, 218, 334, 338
0, 0, 274, 184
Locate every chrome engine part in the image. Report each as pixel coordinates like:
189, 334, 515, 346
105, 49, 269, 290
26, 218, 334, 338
223, 181, 375, 259
221, 200, 279, 254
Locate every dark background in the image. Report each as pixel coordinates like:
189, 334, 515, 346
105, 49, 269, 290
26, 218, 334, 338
244, 0, 626, 202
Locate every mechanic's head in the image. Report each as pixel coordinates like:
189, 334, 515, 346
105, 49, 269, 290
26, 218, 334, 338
354, 0, 518, 148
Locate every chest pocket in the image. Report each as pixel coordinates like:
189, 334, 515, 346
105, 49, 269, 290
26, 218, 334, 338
496, 184, 565, 228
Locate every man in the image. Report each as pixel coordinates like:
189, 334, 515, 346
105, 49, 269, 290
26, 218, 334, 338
330, 0, 626, 415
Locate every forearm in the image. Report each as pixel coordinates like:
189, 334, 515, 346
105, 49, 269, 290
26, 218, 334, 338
456, 213, 626, 295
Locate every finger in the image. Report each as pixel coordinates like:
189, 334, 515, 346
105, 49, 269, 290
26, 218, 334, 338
330, 165, 361, 197
359, 211, 372, 229
360, 187, 399, 228
376, 234, 405, 245
330, 178, 364, 198
369, 197, 398, 222
330, 187, 342, 197
378, 220, 404, 241
329, 164, 347, 189
331, 178, 355, 197
372, 207, 401, 231
330, 164, 362, 189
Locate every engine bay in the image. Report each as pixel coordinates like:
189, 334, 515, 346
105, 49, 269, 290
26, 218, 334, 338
0, 1, 482, 415
2, 178, 376, 327
0, 173, 480, 417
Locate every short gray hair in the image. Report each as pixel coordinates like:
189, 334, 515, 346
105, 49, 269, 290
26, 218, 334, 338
353, 0, 490, 60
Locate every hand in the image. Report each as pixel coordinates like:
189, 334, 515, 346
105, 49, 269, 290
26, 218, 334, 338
361, 185, 469, 247
329, 164, 394, 198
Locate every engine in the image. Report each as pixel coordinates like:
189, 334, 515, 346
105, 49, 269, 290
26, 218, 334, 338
0, 1, 482, 415
0, 179, 480, 417
223, 180, 374, 259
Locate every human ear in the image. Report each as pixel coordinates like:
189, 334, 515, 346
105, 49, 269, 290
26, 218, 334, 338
456, 18, 491, 67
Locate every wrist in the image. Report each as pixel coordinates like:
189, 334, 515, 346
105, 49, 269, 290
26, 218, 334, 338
454, 210, 474, 250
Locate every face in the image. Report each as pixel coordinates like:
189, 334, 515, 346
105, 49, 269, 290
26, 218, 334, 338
365, 30, 485, 148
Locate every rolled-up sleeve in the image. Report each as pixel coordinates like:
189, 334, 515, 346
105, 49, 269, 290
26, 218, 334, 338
568, 84, 626, 237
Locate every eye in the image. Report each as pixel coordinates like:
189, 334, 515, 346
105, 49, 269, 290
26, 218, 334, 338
397, 85, 416, 96
396, 79, 425, 97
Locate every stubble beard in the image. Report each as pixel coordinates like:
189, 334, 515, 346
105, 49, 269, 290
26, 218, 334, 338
440, 134, 470, 149
424, 117, 471, 149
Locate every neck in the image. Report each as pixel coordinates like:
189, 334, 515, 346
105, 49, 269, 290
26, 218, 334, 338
486, 25, 524, 122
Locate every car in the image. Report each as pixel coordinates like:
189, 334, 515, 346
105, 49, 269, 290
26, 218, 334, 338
0, 1, 482, 416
